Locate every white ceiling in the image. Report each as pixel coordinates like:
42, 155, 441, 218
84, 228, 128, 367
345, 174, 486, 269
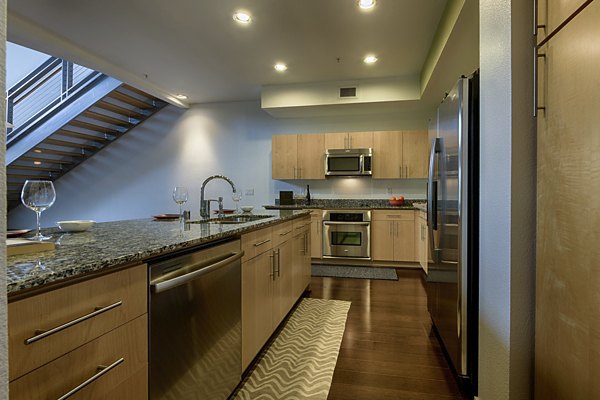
8, 0, 449, 105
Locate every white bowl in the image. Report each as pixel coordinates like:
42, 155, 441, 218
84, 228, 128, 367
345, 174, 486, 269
240, 206, 254, 213
56, 220, 96, 232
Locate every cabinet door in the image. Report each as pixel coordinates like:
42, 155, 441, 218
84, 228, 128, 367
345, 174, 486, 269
324, 132, 348, 149
255, 252, 275, 355
297, 134, 325, 179
393, 221, 416, 262
402, 130, 429, 178
373, 131, 403, 179
348, 131, 373, 149
310, 218, 322, 258
272, 134, 297, 180
292, 233, 304, 300
371, 220, 394, 261
303, 230, 312, 291
273, 240, 293, 328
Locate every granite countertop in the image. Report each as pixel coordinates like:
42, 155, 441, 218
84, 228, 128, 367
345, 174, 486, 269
6, 210, 309, 295
264, 198, 427, 211
412, 202, 427, 212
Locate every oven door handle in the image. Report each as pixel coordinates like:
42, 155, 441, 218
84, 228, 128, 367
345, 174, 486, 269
322, 221, 370, 226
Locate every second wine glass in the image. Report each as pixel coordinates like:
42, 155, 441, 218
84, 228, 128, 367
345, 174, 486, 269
172, 187, 189, 221
232, 191, 242, 213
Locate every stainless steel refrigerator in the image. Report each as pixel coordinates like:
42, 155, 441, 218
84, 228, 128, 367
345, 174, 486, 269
426, 72, 479, 396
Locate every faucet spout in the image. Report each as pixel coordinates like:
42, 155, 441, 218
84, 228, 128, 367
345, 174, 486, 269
200, 175, 237, 218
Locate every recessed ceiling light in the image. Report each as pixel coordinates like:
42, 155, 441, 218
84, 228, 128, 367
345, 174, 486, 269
34, 149, 42, 153
274, 63, 288, 72
363, 55, 378, 64
175, 94, 188, 100
233, 11, 252, 24
34, 161, 42, 165
358, 0, 377, 10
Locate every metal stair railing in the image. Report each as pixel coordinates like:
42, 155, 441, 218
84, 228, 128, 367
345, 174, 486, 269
6, 56, 103, 146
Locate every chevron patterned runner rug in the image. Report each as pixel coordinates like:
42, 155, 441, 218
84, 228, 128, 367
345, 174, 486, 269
234, 298, 351, 400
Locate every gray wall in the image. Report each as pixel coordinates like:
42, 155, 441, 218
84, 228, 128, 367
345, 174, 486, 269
8, 101, 427, 226
479, 0, 535, 398
1, 1, 9, 397
6, 42, 49, 88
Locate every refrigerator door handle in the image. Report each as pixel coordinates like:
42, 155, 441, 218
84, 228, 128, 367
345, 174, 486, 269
427, 138, 440, 231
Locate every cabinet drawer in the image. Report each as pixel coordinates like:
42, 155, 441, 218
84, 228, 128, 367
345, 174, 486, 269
8, 264, 147, 381
372, 210, 415, 221
293, 216, 311, 235
241, 226, 273, 262
10, 315, 148, 400
272, 221, 294, 247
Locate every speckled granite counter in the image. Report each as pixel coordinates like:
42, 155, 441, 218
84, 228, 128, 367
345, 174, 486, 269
6, 210, 309, 295
264, 198, 427, 210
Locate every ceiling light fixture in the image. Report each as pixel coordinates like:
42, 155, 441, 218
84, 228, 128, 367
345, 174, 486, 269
358, 0, 377, 10
363, 55, 378, 64
34, 161, 42, 165
274, 63, 288, 72
233, 11, 252, 24
34, 149, 42, 153
175, 94, 188, 100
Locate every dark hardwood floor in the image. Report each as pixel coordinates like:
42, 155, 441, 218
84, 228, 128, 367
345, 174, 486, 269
308, 269, 466, 400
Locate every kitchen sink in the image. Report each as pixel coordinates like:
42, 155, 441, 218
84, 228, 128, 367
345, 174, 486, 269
188, 215, 272, 225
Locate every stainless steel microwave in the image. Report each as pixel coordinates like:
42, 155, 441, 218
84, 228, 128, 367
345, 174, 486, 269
325, 148, 372, 176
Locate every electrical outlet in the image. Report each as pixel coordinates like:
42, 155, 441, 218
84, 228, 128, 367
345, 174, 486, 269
387, 187, 393, 195
245, 188, 254, 196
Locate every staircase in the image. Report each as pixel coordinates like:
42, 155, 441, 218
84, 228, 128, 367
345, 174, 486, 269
6, 57, 167, 209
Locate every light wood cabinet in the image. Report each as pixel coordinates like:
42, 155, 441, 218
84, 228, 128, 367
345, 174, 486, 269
8, 264, 148, 397
271, 134, 324, 179
241, 216, 311, 372
371, 210, 416, 262
324, 132, 373, 149
292, 216, 311, 299
373, 130, 428, 179
309, 209, 323, 259
535, 3, 600, 399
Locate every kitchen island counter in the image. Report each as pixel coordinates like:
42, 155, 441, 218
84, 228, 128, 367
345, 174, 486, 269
7, 210, 310, 296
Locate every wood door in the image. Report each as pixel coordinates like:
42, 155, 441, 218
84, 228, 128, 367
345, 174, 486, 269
297, 134, 325, 179
324, 132, 348, 149
371, 220, 394, 261
302, 229, 312, 291
373, 131, 403, 179
241, 258, 257, 372
394, 221, 416, 262
348, 131, 373, 149
402, 130, 429, 178
535, 3, 600, 399
272, 134, 297, 180
274, 239, 293, 326
292, 233, 304, 300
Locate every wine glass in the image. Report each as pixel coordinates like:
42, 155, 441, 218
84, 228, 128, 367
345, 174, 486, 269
21, 180, 56, 241
172, 187, 189, 221
232, 191, 242, 213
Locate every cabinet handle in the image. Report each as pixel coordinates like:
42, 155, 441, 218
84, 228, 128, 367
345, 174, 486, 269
276, 249, 281, 277
304, 233, 308, 254
270, 252, 275, 280
254, 239, 271, 247
344, 136, 348, 149
25, 301, 123, 345
280, 230, 292, 236
404, 165, 408, 178
57, 357, 124, 400
399, 166, 402, 178
349, 135, 353, 149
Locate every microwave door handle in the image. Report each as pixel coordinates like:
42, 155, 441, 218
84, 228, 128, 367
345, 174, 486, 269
359, 155, 364, 174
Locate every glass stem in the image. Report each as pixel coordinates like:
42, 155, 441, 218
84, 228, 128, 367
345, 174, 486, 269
179, 204, 183, 221
36, 211, 41, 238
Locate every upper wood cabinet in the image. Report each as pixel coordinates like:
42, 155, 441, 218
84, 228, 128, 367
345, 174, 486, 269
372, 130, 428, 179
324, 132, 373, 150
272, 134, 324, 180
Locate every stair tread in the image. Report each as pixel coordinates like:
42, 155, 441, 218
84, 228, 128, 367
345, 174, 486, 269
44, 138, 100, 150
108, 91, 155, 109
68, 120, 122, 135
56, 129, 111, 143
95, 100, 145, 119
82, 110, 133, 127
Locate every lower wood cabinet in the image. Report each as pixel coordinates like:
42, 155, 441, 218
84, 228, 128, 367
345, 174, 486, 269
371, 210, 416, 262
416, 210, 428, 273
241, 216, 311, 372
309, 210, 322, 259
8, 264, 148, 399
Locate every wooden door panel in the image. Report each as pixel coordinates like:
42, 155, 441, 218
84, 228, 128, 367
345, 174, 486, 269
324, 132, 348, 149
297, 134, 325, 179
373, 131, 402, 179
402, 130, 429, 178
348, 131, 373, 149
371, 220, 394, 261
272, 134, 297, 180
394, 221, 416, 262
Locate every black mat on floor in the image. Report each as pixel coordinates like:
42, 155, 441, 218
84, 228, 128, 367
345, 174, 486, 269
312, 264, 398, 281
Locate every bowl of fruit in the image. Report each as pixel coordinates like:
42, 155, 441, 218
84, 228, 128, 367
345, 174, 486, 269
388, 196, 405, 207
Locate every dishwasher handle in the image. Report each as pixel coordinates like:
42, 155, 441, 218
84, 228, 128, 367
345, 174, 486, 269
151, 251, 244, 293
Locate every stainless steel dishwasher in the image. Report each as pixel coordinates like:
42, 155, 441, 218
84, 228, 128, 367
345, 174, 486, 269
149, 239, 243, 400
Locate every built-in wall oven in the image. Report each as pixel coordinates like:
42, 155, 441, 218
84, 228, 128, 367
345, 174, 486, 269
322, 210, 371, 259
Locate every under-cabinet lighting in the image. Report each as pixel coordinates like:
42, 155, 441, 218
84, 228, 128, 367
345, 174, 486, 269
233, 11, 252, 24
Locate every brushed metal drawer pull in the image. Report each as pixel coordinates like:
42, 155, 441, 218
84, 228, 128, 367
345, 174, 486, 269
254, 239, 271, 247
280, 230, 292, 236
57, 357, 124, 400
25, 301, 123, 345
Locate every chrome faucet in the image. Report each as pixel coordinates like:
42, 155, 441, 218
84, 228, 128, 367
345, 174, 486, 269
200, 175, 237, 218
